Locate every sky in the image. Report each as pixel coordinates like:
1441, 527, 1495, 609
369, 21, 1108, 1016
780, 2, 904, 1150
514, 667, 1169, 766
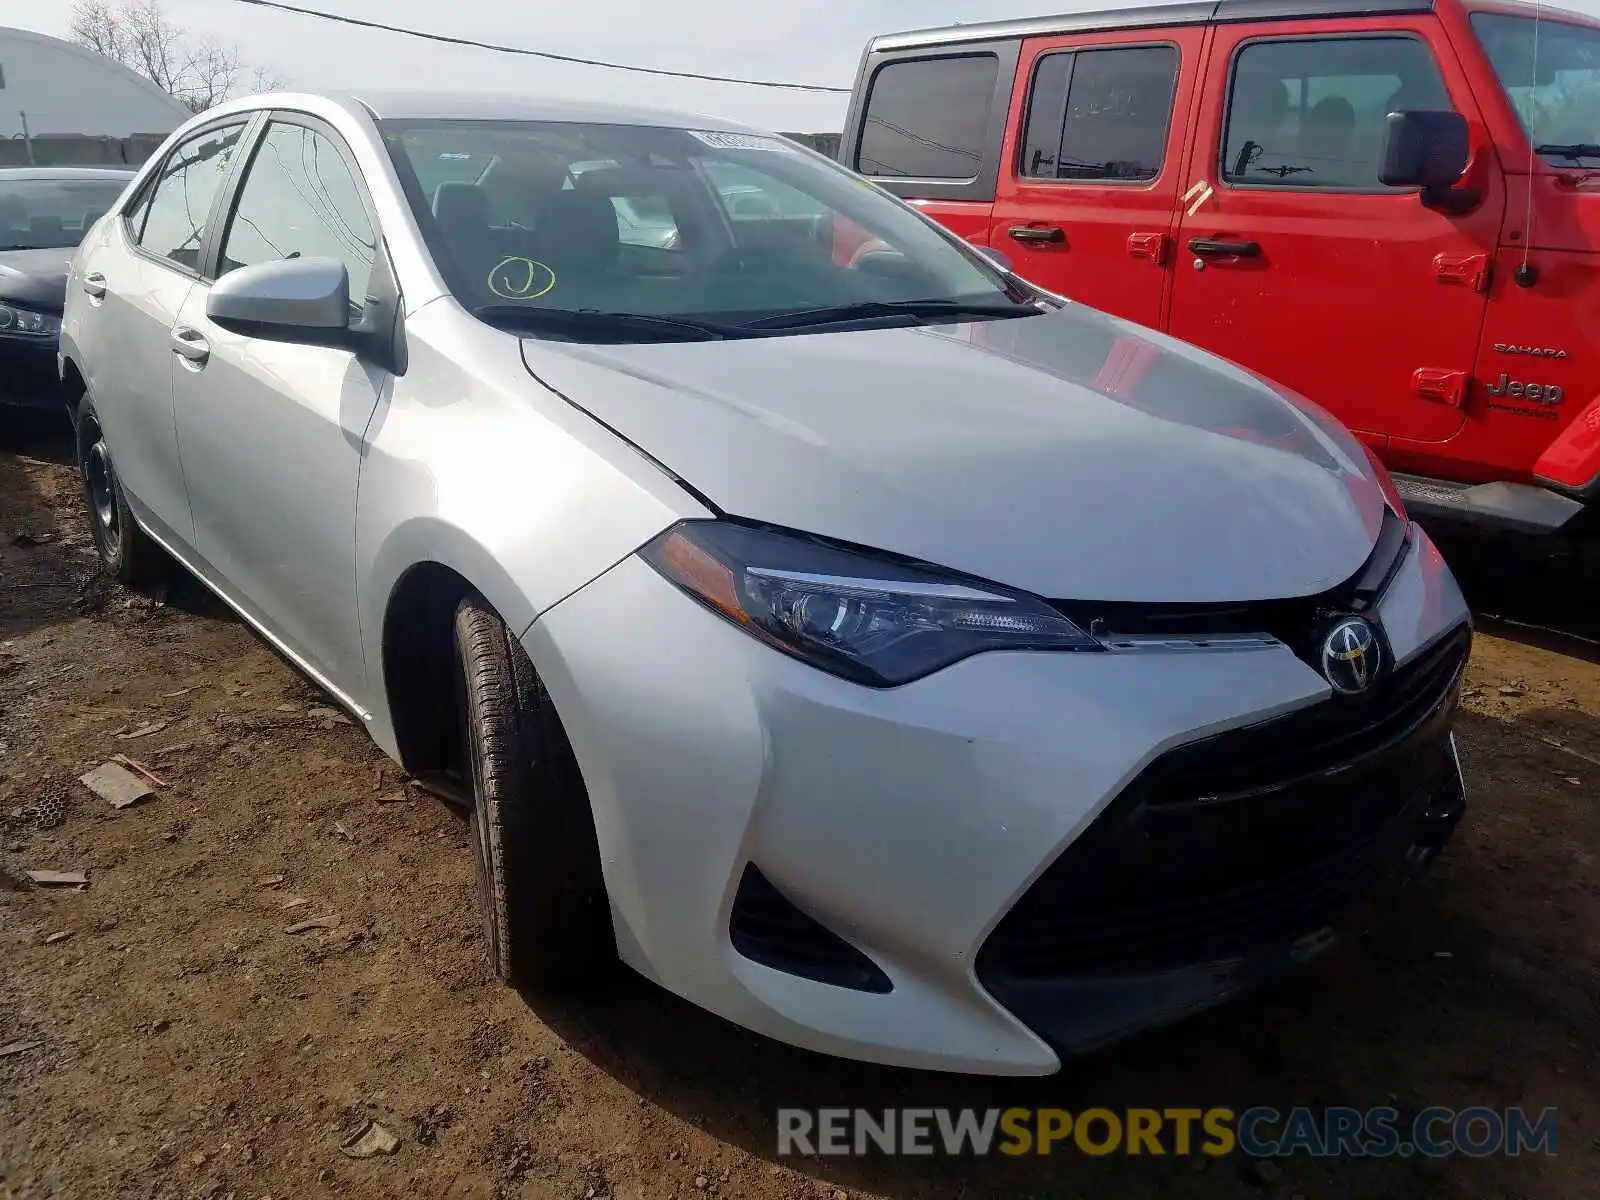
9, 0, 1600, 130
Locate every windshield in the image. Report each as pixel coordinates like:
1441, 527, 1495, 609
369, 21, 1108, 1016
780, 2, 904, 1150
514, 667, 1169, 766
1472, 13, 1600, 162
380, 120, 1027, 337
0, 177, 129, 250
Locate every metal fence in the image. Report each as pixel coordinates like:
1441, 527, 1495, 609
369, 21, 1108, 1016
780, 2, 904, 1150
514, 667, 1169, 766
1, 133, 169, 169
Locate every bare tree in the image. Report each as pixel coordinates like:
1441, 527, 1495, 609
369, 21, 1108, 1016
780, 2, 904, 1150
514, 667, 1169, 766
70, 0, 283, 114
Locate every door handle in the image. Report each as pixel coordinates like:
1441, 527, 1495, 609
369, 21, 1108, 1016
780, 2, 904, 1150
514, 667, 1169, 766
1188, 237, 1261, 258
171, 326, 211, 367
1008, 225, 1066, 245
83, 272, 108, 299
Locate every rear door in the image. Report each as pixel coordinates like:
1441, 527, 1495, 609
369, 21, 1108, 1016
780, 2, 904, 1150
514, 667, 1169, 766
842, 42, 1018, 247
988, 28, 1206, 329
81, 118, 252, 551
1167, 17, 1502, 445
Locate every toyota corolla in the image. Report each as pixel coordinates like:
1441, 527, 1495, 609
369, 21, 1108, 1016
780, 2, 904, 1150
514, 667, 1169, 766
60, 91, 1471, 1074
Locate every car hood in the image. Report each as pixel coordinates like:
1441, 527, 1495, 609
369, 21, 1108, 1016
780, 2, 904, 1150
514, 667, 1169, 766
520, 304, 1387, 602
0, 246, 73, 312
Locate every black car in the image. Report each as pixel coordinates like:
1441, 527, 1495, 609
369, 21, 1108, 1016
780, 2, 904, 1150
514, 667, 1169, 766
1, 167, 135, 412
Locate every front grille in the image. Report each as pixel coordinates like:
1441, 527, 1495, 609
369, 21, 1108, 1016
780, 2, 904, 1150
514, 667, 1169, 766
729, 866, 892, 993
978, 628, 1469, 981
1050, 510, 1412, 669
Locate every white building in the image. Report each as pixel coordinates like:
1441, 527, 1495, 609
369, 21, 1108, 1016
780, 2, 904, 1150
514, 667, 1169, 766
0, 26, 189, 140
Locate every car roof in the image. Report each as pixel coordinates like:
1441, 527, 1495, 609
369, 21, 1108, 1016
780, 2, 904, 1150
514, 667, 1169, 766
0, 166, 137, 181
336, 89, 760, 134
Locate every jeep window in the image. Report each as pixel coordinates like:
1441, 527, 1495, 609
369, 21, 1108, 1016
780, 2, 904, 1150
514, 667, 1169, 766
856, 55, 997, 179
1020, 45, 1179, 182
1222, 37, 1450, 190
1473, 14, 1600, 162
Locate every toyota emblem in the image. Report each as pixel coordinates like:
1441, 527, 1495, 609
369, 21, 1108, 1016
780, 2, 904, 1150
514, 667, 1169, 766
1320, 616, 1381, 695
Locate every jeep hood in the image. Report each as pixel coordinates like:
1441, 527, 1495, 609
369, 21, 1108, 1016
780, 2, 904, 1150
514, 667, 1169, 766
520, 305, 1387, 602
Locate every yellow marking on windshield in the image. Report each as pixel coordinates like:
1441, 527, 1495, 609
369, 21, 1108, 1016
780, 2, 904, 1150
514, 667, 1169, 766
488, 257, 556, 301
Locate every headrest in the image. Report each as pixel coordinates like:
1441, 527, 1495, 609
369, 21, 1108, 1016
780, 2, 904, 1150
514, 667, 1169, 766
432, 182, 489, 230
536, 191, 619, 270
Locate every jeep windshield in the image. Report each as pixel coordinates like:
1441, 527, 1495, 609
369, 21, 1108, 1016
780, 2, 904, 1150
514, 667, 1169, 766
381, 119, 1038, 340
1472, 13, 1600, 163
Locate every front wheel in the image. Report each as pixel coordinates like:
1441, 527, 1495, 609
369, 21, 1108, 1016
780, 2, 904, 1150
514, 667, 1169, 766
76, 396, 164, 586
454, 594, 615, 990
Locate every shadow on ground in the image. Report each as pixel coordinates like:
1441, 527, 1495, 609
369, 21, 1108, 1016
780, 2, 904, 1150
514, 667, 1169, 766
522, 697, 1597, 1198
0, 413, 227, 643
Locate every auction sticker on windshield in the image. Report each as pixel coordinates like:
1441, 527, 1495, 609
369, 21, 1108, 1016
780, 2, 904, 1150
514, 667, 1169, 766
688, 130, 796, 152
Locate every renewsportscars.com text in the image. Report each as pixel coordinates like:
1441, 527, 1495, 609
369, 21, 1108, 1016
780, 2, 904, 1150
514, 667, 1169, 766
776, 1106, 1558, 1159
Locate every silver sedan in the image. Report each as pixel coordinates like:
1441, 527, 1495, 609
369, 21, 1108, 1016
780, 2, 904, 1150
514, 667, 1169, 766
60, 90, 1471, 1074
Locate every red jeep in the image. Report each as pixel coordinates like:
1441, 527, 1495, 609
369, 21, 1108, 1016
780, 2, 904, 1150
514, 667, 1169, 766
841, 0, 1600, 536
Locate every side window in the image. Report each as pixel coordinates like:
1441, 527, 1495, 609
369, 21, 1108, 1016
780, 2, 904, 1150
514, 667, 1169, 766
1020, 45, 1180, 181
219, 120, 377, 310
1222, 37, 1451, 190
133, 121, 250, 272
856, 55, 998, 179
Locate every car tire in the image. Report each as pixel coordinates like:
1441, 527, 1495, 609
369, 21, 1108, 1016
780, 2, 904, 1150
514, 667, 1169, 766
453, 594, 615, 991
76, 396, 164, 587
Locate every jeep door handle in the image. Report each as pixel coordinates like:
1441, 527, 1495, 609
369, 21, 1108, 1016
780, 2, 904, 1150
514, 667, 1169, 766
1009, 225, 1066, 245
83, 272, 107, 298
1188, 237, 1261, 258
171, 326, 211, 367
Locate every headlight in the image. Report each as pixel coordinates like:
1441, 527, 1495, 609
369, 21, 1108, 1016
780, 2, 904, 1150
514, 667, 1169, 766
640, 520, 1100, 687
0, 304, 61, 340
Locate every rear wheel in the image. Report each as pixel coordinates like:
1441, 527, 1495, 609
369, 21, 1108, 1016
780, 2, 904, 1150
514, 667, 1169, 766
453, 594, 614, 990
76, 396, 163, 586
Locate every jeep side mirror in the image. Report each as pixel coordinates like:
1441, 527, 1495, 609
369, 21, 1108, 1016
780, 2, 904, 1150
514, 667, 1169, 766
1380, 110, 1470, 200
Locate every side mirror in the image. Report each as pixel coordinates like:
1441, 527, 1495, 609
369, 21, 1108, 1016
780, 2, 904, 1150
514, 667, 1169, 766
974, 244, 1014, 275
1380, 110, 1470, 196
206, 257, 352, 347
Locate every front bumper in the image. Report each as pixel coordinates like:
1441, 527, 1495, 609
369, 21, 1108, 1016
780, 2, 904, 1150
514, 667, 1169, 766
0, 339, 64, 410
524, 523, 1471, 1075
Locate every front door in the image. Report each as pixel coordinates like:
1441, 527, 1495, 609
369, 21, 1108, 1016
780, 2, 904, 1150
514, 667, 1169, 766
989, 28, 1207, 330
171, 115, 388, 701
1167, 19, 1503, 444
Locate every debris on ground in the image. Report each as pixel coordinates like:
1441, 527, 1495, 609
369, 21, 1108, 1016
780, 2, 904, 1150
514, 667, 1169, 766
339, 1119, 401, 1158
43, 931, 73, 945
281, 897, 308, 911
115, 721, 169, 741
79, 761, 154, 810
25, 869, 88, 888
259, 873, 286, 888
111, 754, 167, 788
284, 915, 339, 934
0, 1041, 43, 1058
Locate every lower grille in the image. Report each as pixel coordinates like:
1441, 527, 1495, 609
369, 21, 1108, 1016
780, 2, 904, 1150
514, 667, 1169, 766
978, 628, 1469, 982
729, 866, 892, 993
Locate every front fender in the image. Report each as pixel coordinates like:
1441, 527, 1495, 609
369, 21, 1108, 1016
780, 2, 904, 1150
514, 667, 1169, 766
354, 312, 710, 755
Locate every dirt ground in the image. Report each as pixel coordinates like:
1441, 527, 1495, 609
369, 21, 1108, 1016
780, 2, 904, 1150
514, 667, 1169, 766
2, 414, 1596, 1200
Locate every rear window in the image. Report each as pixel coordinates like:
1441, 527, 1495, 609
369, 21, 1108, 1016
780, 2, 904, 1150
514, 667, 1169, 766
1020, 45, 1180, 181
856, 55, 997, 179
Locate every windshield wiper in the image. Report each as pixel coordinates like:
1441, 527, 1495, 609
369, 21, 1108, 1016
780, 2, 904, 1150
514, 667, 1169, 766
739, 298, 1041, 332
1534, 143, 1600, 160
471, 305, 736, 342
